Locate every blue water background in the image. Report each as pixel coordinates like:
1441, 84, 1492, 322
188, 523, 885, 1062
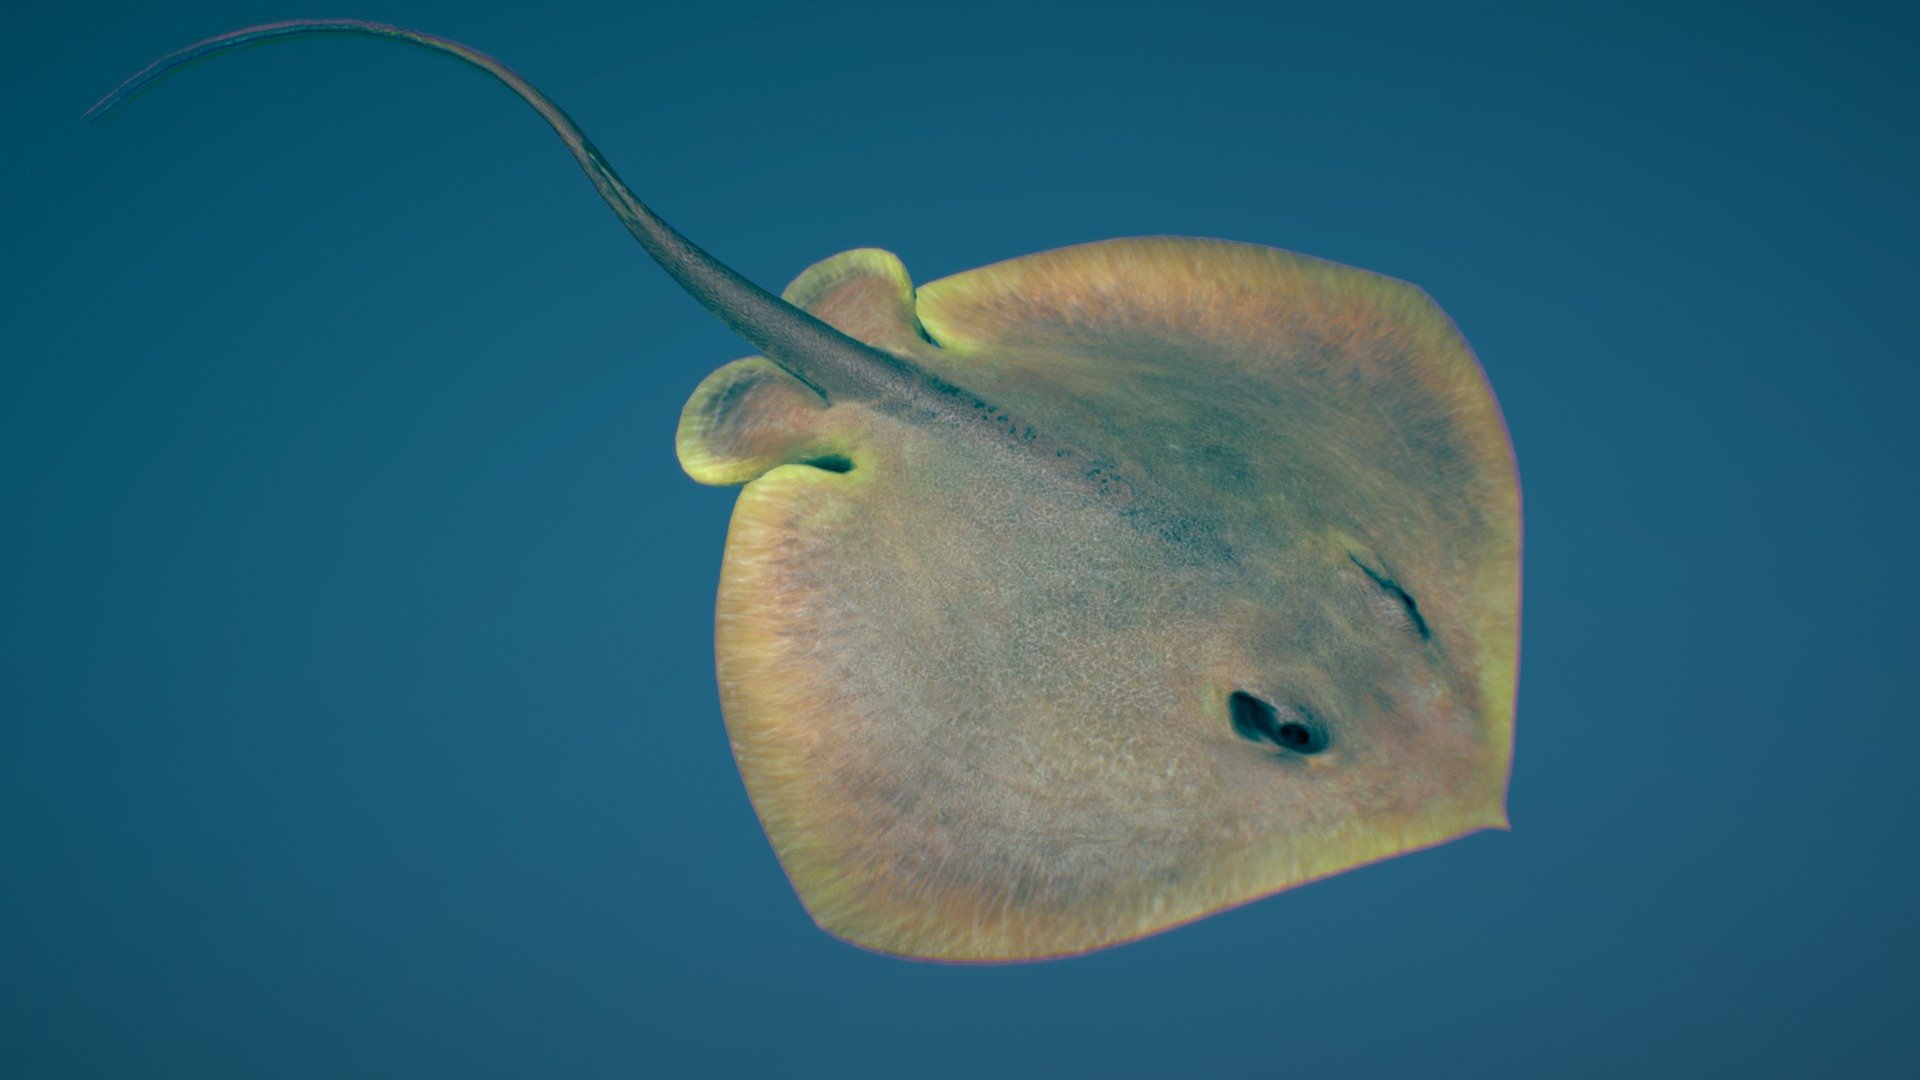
5, 2, 1915, 1076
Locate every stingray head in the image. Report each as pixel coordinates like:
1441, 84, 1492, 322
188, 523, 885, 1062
97, 21, 1520, 963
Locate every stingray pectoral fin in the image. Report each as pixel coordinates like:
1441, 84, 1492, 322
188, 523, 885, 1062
713, 416, 1241, 961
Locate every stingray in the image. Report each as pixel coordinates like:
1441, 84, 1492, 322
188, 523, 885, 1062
92, 20, 1521, 962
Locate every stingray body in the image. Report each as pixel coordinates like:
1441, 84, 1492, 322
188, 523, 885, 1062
94, 21, 1521, 962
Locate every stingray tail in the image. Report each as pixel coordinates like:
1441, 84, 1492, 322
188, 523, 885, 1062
87, 18, 907, 404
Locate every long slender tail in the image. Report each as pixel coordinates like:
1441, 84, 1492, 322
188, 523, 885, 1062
88, 19, 910, 404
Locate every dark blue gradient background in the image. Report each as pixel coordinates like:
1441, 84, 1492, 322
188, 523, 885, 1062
7, 3, 1915, 1076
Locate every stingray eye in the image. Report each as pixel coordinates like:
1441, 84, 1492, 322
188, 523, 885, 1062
1229, 692, 1329, 755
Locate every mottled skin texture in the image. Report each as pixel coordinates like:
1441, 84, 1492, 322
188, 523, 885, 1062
680, 240, 1518, 961
98, 21, 1520, 964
